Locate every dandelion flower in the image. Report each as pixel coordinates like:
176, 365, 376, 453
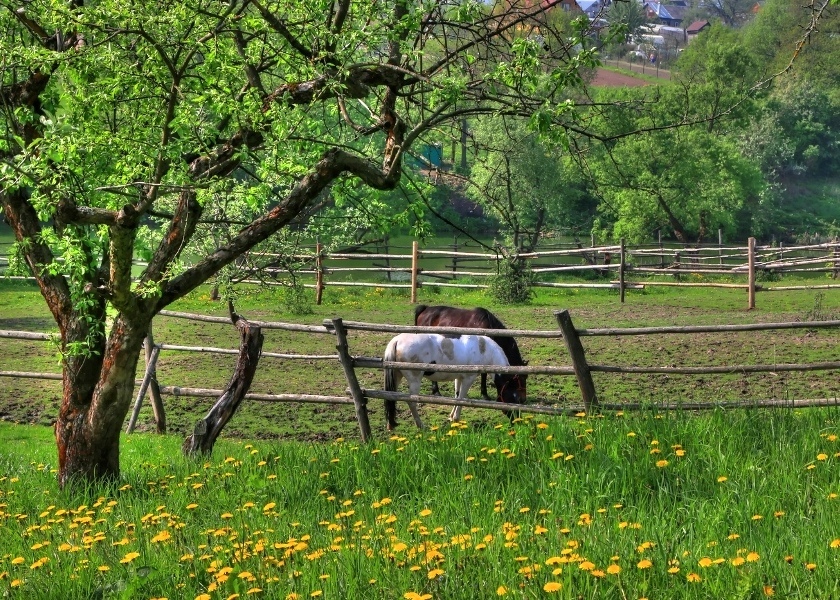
656, 460, 669, 468
120, 552, 140, 564
543, 582, 562, 592
764, 586, 775, 596
637, 559, 652, 569
687, 573, 701, 582
607, 564, 621, 575
747, 552, 760, 562
496, 586, 507, 595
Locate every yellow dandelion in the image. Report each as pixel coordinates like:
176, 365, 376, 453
698, 557, 713, 568
11, 558, 24, 565
607, 564, 621, 575
543, 581, 562, 592
656, 460, 669, 468
731, 557, 745, 566
764, 585, 775, 596
717, 476, 728, 483
746, 552, 760, 562
637, 559, 652, 569
687, 573, 701, 582
428, 568, 445, 579
496, 585, 508, 595
830, 539, 840, 548
805, 563, 817, 571
151, 530, 171, 543
419, 509, 432, 517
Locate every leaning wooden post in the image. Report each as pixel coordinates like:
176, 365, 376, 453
619, 238, 626, 303
410, 240, 419, 303
330, 318, 372, 442
126, 343, 161, 434
748, 237, 756, 310
144, 328, 167, 433
554, 309, 599, 413
315, 242, 325, 305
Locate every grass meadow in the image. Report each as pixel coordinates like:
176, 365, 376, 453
1, 408, 839, 600
1, 273, 840, 598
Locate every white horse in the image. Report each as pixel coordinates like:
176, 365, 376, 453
383, 333, 512, 430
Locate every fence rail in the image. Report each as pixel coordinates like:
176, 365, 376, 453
2, 307, 838, 442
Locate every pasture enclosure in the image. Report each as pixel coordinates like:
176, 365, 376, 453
3, 304, 839, 443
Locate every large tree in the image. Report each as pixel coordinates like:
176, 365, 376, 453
1, 0, 835, 487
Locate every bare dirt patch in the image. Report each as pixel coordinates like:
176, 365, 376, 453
591, 68, 652, 87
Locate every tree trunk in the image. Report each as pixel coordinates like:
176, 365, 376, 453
182, 304, 264, 456
55, 316, 149, 488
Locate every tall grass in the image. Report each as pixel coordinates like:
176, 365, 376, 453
1, 407, 839, 599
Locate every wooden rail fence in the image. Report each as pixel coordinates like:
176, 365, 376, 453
251, 238, 840, 309
2, 308, 839, 442
4, 238, 840, 309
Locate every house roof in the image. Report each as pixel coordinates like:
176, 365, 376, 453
643, 2, 688, 23
685, 20, 710, 34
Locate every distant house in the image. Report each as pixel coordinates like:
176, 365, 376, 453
685, 20, 710, 41
642, 1, 688, 27
576, 0, 603, 19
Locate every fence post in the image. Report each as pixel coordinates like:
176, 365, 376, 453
718, 228, 723, 266
554, 309, 598, 413
748, 237, 756, 310
833, 239, 839, 279
410, 240, 419, 303
315, 242, 324, 305
330, 318, 372, 442
658, 230, 664, 269
619, 238, 626, 303
126, 343, 161, 434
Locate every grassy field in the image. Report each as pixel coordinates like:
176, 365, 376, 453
1, 408, 839, 599
1, 279, 840, 598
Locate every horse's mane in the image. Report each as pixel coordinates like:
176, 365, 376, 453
473, 307, 506, 330
413, 304, 429, 324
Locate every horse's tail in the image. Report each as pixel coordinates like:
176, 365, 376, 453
383, 337, 400, 427
413, 304, 429, 325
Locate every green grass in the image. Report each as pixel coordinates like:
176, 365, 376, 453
1, 408, 839, 599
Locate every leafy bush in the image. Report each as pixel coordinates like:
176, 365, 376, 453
486, 258, 534, 304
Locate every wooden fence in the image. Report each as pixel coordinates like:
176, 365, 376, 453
253, 237, 840, 309
2, 308, 839, 442
4, 238, 840, 309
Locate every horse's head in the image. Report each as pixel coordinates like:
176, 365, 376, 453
494, 372, 527, 406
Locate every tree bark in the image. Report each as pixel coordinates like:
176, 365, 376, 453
182, 304, 264, 456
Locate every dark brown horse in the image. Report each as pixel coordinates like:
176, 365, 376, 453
414, 305, 527, 412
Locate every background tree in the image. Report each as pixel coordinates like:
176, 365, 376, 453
466, 116, 590, 253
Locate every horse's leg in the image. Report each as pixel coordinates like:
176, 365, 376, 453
408, 377, 425, 429
430, 381, 441, 396
450, 375, 477, 423
479, 373, 491, 401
